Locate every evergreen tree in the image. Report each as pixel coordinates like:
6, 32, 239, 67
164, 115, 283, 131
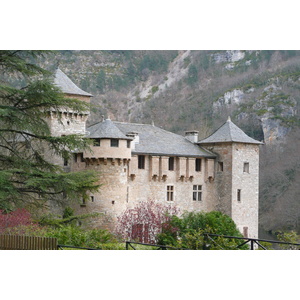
0, 50, 100, 211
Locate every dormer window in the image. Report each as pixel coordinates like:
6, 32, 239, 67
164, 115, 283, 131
138, 155, 145, 169
195, 158, 201, 172
111, 139, 119, 147
168, 157, 174, 171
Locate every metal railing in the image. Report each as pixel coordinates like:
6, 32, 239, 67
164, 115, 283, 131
125, 241, 187, 250
203, 233, 300, 250
125, 234, 300, 250
54, 234, 300, 250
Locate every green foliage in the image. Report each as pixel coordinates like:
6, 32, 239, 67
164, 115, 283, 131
186, 65, 198, 86
38, 211, 99, 228
277, 231, 300, 249
183, 57, 191, 68
157, 211, 248, 250
96, 70, 106, 93
0, 50, 100, 210
151, 86, 159, 94
62, 206, 74, 219
256, 109, 268, 116
42, 225, 119, 248
1, 208, 122, 249
256, 241, 273, 250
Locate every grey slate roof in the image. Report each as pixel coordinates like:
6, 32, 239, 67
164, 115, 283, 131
87, 119, 132, 140
198, 117, 263, 145
54, 68, 92, 97
113, 121, 216, 158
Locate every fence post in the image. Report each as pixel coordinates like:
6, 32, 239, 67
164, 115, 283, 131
250, 239, 254, 250
203, 234, 208, 250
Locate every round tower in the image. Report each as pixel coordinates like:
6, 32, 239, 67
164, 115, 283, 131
73, 118, 133, 229
49, 68, 92, 137
44, 68, 92, 169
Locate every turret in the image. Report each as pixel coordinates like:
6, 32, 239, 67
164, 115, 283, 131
46, 68, 93, 168
48, 68, 92, 137
84, 118, 132, 162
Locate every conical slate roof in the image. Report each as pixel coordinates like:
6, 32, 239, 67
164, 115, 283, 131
198, 117, 263, 145
54, 68, 92, 97
87, 119, 132, 140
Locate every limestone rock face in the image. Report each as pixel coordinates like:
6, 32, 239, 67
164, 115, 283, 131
214, 89, 244, 109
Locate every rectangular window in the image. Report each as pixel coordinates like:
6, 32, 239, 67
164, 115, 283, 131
243, 162, 249, 173
218, 161, 224, 172
127, 140, 131, 148
111, 139, 119, 147
167, 185, 174, 201
138, 155, 145, 169
195, 158, 202, 172
237, 189, 241, 202
74, 153, 78, 163
93, 138, 100, 146
63, 158, 68, 166
80, 153, 84, 162
90, 196, 94, 202
193, 185, 202, 201
168, 157, 174, 171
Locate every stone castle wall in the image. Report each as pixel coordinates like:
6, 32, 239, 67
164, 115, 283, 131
70, 154, 217, 230
231, 143, 259, 238
201, 142, 259, 238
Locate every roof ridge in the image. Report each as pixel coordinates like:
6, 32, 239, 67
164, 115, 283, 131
113, 121, 154, 126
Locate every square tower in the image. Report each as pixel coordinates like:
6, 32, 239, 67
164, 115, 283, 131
198, 117, 263, 239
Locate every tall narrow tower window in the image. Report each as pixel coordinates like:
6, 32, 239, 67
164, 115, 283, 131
168, 157, 174, 171
138, 155, 145, 169
167, 185, 174, 201
218, 162, 224, 172
243, 162, 249, 173
237, 189, 241, 202
195, 158, 202, 172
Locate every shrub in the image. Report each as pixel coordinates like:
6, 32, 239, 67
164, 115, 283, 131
157, 211, 248, 250
0, 208, 35, 233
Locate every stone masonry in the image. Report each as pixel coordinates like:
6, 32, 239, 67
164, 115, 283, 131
48, 69, 262, 238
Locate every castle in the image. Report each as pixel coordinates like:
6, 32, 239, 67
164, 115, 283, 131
49, 68, 262, 239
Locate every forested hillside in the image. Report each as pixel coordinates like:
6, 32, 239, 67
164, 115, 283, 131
44, 50, 300, 233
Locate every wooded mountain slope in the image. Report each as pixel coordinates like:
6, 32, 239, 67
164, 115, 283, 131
45, 50, 300, 233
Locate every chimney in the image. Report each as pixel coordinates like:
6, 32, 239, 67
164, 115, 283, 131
126, 132, 139, 149
185, 131, 199, 143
